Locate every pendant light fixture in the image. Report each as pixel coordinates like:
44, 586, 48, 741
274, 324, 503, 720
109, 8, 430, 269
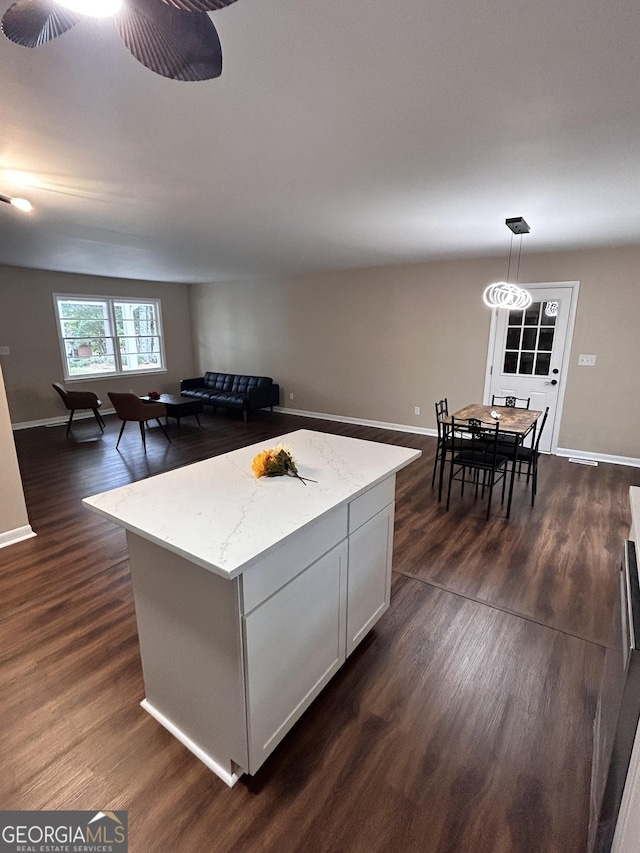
483, 217, 532, 310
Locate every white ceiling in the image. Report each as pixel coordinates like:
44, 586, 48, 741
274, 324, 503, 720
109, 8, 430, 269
1, 0, 639, 283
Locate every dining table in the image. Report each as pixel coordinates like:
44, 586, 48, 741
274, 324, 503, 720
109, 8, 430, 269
438, 403, 543, 516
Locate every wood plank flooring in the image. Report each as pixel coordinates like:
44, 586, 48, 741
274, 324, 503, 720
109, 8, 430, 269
2, 410, 638, 852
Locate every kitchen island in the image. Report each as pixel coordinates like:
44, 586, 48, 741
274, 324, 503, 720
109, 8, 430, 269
83, 429, 421, 786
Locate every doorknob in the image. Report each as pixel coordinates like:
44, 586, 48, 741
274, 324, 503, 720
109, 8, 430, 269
544, 379, 558, 386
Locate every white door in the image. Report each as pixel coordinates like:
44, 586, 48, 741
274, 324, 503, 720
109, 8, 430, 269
484, 282, 579, 453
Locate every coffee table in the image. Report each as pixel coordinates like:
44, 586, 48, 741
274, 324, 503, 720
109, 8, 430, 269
141, 394, 203, 427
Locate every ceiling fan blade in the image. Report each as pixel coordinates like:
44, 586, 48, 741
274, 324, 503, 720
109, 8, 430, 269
116, 0, 222, 81
161, 0, 237, 13
2, 0, 80, 47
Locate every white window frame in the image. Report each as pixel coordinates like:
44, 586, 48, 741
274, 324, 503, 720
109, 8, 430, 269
53, 293, 167, 381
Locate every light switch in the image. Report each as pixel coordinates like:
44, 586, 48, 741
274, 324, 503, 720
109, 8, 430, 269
0, 346, 9, 356
578, 354, 596, 366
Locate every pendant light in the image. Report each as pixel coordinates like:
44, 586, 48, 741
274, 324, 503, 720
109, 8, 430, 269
483, 217, 532, 310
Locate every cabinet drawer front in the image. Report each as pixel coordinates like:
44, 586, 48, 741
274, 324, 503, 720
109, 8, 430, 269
347, 502, 394, 656
348, 475, 395, 534
243, 541, 348, 773
241, 506, 347, 614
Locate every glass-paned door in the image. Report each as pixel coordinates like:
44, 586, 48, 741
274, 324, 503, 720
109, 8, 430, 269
485, 284, 579, 453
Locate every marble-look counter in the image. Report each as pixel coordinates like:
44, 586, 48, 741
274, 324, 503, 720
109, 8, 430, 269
83, 428, 421, 579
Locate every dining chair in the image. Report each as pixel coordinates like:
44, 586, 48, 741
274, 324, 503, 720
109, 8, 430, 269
432, 398, 449, 493
445, 417, 511, 519
108, 392, 171, 452
491, 395, 532, 464
491, 394, 531, 409
512, 406, 549, 506
52, 382, 105, 437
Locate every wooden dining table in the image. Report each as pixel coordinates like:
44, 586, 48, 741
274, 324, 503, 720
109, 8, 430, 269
438, 403, 543, 515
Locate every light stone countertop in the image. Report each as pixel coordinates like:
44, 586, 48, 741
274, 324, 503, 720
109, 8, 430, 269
83, 429, 422, 579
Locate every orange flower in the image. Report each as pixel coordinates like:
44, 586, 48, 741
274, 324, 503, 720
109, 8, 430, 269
252, 450, 271, 478
251, 445, 315, 484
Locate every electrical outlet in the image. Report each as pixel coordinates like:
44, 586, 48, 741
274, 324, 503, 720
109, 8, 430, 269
414, 406, 420, 415
578, 354, 597, 366
0, 346, 9, 356
289, 392, 294, 401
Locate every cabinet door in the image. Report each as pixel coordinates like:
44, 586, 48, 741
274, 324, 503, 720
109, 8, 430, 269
346, 502, 394, 657
243, 540, 347, 774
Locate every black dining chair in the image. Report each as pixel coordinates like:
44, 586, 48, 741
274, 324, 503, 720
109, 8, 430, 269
512, 406, 549, 506
491, 395, 532, 462
491, 394, 531, 409
432, 398, 449, 493
445, 417, 512, 519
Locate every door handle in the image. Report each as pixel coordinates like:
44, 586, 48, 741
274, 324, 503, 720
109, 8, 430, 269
544, 379, 558, 386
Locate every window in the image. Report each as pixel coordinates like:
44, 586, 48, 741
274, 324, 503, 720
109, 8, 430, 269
502, 300, 557, 376
53, 294, 165, 380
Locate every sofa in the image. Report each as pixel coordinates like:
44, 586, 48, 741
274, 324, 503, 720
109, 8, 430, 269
180, 372, 280, 422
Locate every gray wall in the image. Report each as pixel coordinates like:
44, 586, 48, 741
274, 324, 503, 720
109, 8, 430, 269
2, 244, 639, 461
0, 265, 195, 424
190, 245, 640, 459
0, 362, 30, 540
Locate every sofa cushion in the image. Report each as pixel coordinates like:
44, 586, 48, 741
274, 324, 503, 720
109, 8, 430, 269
203, 372, 234, 392
207, 391, 246, 410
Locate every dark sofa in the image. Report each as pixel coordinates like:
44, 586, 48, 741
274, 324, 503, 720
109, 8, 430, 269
180, 372, 280, 422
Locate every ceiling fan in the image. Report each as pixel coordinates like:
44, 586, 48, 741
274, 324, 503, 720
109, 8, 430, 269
1, 0, 238, 81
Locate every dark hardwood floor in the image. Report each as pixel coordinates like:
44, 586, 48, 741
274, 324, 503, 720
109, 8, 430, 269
2, 410, 638, 852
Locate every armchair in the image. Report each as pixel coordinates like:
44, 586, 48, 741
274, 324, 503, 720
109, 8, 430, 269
52, 382, 105, 437
108, 392, 171, 452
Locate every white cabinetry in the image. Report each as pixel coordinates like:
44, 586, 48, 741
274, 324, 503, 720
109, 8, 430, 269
347, 502, 394, 656
83, 430, 420, 786
128, 479, 395, 784
242, 478, 395, 773
346, 475, 396, 656
610, 487, 640, 853
244, 540, 348, 772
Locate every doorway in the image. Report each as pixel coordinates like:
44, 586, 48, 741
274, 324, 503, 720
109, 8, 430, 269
483, 282, 580, 453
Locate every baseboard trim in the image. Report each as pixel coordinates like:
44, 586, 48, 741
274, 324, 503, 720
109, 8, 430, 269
12, 408, 116, 431
556, 447, 640, 469
277, 408, 640, 467
0, 525, 37, 550
11, 405, 638, 469
273, 406, 437, 438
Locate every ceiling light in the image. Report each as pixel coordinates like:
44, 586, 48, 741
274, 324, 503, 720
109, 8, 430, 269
0, 193, 32, 212
55, 0, 122, 17
484, 217, 532, 310
483, 281, 531, 310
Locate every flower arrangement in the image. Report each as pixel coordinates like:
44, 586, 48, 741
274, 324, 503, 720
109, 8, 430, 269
252, 443, 316, 485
